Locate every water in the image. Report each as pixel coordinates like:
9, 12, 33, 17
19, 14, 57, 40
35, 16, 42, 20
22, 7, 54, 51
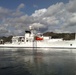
0, 48, 76, 75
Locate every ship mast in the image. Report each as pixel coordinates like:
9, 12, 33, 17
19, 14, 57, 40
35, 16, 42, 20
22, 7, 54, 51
29, 26, 34, 36
29, 26, 37, 54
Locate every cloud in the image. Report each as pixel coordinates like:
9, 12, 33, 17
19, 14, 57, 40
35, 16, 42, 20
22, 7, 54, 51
42, 16, 59, 25
31, 0, 76, 33
1, 0, 76, 36
66, 0, 76, 13
17, 3, 25, 11
30, 23, 45, 28
31, 8, 47, 17
12, 3, 25, 16
44, 2, 64, 17
0, 7, 11, 19
11, 11, 24, 17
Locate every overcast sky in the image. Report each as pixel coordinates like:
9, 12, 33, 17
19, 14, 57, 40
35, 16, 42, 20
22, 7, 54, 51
0, 0, 76, 36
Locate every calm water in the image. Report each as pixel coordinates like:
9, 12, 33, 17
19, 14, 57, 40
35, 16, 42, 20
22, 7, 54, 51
0, 48, 76, 75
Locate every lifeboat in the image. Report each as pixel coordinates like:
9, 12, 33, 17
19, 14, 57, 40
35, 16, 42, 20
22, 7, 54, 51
35, 36, 43, 41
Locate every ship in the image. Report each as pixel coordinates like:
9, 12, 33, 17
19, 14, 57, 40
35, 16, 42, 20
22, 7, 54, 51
0, 26, 76, 49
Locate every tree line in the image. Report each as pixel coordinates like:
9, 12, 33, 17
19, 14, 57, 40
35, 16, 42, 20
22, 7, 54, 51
43, 32, 75, 40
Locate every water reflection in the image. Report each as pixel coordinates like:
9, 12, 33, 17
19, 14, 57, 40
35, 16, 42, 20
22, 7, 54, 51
0, 48, 76, 75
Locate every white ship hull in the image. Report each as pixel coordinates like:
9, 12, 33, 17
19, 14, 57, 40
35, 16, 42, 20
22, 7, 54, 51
0, 40, 76, 49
